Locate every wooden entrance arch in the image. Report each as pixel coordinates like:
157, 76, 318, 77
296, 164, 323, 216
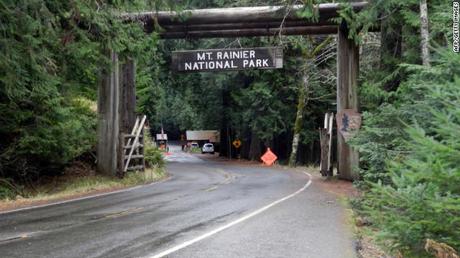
98, 2, 369, 180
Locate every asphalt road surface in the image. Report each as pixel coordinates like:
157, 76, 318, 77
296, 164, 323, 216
0, 145, 356, 258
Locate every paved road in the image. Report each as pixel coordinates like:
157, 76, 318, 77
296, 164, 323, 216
0, 146, 356, 258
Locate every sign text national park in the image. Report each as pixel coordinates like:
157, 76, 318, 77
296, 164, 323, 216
172, 47, 283, 72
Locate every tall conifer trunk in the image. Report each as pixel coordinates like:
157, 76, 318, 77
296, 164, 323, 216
289, 73, 309, 167
380, 12, 402, 91
248, 130, 261, 160
288, 38, 331, 167
419, 0, 431, 66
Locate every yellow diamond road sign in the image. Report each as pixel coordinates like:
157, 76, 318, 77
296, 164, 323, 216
232, 139, 242, 149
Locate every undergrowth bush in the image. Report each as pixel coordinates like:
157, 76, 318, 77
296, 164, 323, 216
0, 179, 19, 200
353, 49, 460, 256
144, 146, 165, 168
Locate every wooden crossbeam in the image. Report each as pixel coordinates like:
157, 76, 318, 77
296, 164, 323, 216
120, 2, 369, 36
123, 144, 144, 149
161, 21, 336, 32
161, 26, 338, 39
124, 134, 144, 138
121, 3, 367, 25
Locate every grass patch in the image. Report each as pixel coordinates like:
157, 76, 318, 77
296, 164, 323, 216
0, 167, 166, 210
189, 147, 202, 153
39, 168, 165, 198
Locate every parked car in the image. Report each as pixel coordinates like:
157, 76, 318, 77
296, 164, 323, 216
190, 142, 199, 149
202, 143, 215, 154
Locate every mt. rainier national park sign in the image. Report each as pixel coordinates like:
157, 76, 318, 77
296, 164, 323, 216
172, 47, 283, 72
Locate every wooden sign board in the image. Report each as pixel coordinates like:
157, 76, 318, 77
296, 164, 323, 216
186, 130, 220, 142
156, 134, 168, 141
336, 110, 362, 142
172, 47, 283, 72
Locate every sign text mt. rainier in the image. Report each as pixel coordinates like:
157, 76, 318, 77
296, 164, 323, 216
172, 47, 283, 72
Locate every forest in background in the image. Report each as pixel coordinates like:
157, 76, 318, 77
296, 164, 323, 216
0, 0, 458, 256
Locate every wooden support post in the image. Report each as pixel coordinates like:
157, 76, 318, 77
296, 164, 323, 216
97, 50, 120, 176
120, 58, 137, 133
117, 58, 137, 176
119, 133, 125, 178
140, 127, 145, 171
319, 112, 334, 177
336, 21, 359, 180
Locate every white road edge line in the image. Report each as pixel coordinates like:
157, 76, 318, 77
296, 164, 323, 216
0, 176, 172, 215
146, 171, 312, 258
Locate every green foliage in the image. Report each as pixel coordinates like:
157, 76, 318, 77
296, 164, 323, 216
350, 95, 414, 184
143, 129, 165, 168
0, 178, 23, 200
349, 1, 460, 255
0, 0, 163, 182
297, 0, 319, 22
232, 77, 294, 144
190, 146, 202, 153
353, 48, 460, 256
144, 146, 165, 168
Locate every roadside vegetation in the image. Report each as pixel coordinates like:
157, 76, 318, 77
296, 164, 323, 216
0, 0, 458, 256
1, 130, 166, 207
0, 165, 165, 211
346, 1, 459, 257
0, 1, 169, 201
